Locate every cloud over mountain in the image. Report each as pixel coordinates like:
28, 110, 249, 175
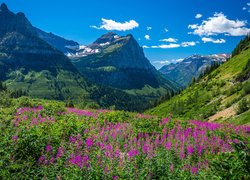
91, 18, 139, 31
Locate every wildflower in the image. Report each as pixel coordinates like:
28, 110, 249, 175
56, 147, 64, 159
12, 135, 18, 141
69, 136, 77, 144
128, 148, 140, 159
38, 155, 46, 164
170, 164, 174, 172
45, 145, 52, 152
191, 166, 198, 174
142, 143, 150, 154
165, 142, 172, 150
187, 145, 194, 155
86, 138, 94, 148
113, 176, 119, 179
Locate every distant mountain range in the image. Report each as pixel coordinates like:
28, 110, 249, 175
159, 54, 231, 87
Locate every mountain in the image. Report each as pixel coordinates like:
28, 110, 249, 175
159, 54, 230, 87
34, 27, 79, 54
147, 36, 250, 125
69, 32, 178, 99
0, 3, 160, 111
0, 3, 91, 101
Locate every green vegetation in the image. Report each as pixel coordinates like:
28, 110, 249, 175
0, 93, 249, 179
147, 37, 250, 124
232, 34, 250, 57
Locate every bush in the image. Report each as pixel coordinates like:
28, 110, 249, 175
242, 81, 250, 96
237, 98, 249, 114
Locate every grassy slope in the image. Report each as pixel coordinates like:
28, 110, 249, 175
147, 43, 250, 125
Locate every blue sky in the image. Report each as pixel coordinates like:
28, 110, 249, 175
1, 0, 250, 68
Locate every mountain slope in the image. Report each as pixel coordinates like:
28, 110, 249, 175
34, 27, 79, 54
70, 32, 178, 99
147, 36, 250, 125
159, 54, 229, 87
0, 3, 90, 100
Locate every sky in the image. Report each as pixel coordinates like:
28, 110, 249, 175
1, 0, 250, 69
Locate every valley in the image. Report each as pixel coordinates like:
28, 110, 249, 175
0, 2, 249, 179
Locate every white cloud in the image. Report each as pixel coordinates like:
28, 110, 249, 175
159, 44, 181, 48
142, 45, 149, 48
188, 12, 250, 36
175, 58, 184, 63
147, 26, 152, 30
243, 3, 250, 13
202, 37, 226, 44
181, 41, 197, 47
154, 60, 170, 65
146, 40, 198, 49
145, 35, 150, 40
151, 44, 180, 49
188, 24, 198, 29
159, 38, 178, 43
164, 28, 169, 32
195, 14, 203, 19
90, 18, 139, 31
151, 60, 171, 69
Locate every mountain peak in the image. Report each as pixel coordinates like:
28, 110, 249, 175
94, 32, 118, 44
0, 3, 8, 12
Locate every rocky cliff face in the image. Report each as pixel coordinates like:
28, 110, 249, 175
71, 32, 177, 91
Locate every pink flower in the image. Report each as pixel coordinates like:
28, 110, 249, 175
45, 145, 52, 152
187, 145, 194, 155
165, 142, 172, 150
56, 147, 64, 159
191, 166, 198, 174
86, 138, 94, 148
12, 135, 18, 141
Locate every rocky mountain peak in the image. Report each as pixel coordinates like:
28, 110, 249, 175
94, 32, 118, 44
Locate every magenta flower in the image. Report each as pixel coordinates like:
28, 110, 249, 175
187, 145, 194, 155
45, 145, 52, 152
86, 138, 94, 148
165, 142, 172, 150
128, 148, 140, 159
38, 155, 46, 164
56, 147, 64, 159
191, 166, 198, 174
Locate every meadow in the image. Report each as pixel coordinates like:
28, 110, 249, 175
0, 97, 249, 179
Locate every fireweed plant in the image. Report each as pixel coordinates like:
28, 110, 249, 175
0, 105, 249, 179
